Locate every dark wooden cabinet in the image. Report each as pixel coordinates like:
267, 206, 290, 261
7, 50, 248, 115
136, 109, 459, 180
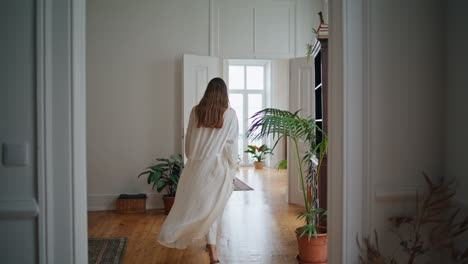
311, 38, 328, 225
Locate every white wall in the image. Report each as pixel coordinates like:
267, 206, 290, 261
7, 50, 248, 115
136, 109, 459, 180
366, 0, 468, 259
87, 0, 321, 210
212, 0, 322, 59
445, 0, 468, 207
87, 0, 210, 210
330, 0, 468, 261
363, 0, 445, 258
296, 0, 324, 57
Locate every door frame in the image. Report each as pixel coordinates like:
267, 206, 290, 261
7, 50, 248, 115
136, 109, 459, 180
223, 59, 271, 166
327, 0, 371, 262
58, 0, 371, 263
38, 0, 88, 263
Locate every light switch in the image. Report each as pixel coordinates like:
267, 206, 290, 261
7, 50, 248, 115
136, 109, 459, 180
2, 143, 30, 167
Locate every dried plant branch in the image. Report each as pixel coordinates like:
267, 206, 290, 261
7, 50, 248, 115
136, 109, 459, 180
357, 173, 468, 264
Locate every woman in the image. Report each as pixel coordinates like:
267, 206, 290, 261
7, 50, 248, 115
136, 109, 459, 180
157, 77, 239, 263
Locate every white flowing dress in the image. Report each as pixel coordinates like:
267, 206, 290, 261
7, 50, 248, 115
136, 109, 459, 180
157, 107, 239, 249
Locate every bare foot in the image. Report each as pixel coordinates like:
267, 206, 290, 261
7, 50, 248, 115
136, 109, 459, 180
207, 244, 219, 262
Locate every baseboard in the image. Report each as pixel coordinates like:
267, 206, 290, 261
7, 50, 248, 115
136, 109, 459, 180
87, 193, 165, 211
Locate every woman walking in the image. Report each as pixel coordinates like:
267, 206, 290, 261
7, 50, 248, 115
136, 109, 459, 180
157, 78, 239, 263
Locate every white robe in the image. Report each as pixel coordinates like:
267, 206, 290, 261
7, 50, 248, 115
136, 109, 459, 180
157, 107, 239, 249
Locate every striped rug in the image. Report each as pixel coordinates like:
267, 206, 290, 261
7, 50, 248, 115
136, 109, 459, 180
88, 237, 127, 264
233, 178, 254, 191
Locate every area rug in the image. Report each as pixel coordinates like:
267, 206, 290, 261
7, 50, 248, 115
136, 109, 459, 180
88, 237, 127, 264
233, 177, 254, 191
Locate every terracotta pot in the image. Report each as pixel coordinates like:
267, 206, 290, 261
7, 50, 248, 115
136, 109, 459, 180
295, 226, 328, 264
162, 195, 175, 215
253, 161, 264, 169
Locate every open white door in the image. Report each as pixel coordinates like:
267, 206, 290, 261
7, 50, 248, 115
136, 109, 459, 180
182, 54, 221, 157
288, 57, 314, 206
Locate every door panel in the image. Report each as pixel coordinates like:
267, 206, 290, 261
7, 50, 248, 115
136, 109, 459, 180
288, 57, 314, 206
182, 54, 220, 156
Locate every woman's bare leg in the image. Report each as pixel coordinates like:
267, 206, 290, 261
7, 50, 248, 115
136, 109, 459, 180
207, 244, 219, 262
206, 215, 220, 262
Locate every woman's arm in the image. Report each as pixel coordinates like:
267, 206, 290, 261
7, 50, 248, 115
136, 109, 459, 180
224, 110, 239, 170
185, 108, 195, 158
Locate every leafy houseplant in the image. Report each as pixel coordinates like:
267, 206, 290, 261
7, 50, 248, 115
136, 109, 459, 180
244, 144, 273, 169
138, 154, 184, 214
247, 108, 328, 263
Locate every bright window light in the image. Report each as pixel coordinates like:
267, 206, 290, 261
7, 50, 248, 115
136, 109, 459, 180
246, 66, 264, 90
226, 60, 270, 165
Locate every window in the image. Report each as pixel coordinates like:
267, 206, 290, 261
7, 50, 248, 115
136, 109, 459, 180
225, 60, 270, 165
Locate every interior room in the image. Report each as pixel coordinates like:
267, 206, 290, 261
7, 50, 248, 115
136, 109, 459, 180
2, 0, 468, 263
85, 0, 327, 262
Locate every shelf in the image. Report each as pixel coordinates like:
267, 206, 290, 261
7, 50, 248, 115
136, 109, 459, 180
314, 52, 322, 86
315, 87, 323, 120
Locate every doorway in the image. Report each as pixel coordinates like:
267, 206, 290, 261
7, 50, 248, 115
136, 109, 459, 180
33, 0, 358, 262
226, 59, 270, 165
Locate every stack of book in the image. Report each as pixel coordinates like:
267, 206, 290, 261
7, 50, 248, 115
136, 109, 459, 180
317, 23, 328, 39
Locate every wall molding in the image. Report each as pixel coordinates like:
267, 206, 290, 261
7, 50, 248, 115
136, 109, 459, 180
374, 185, 425, 202
209, 0, 220, 57
0, 199, 40, 219
36, 0, 48, 263
210, 0, 296, 59
209, 0, 216, 56
253, 4, 295, 58
88, 193, 165, 211
363, 0, 372, 237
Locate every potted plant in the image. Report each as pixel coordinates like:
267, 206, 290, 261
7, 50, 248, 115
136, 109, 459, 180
137, 154, 184, 215
244, 144, 273, 169
247, 108, 328, 263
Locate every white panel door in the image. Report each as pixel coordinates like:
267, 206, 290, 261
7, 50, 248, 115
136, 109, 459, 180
288, 57, 314, 206
182, 54, 221, 156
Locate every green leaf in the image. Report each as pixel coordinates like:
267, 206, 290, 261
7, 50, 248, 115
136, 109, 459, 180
170, 155, 183, 164
168, 174, 179, 185
137, 171, 150, 178
148, 163, 168, 171
156, 180, 167, 192
147, 172, 154, 184
246, 107, 328, 227
275, 159, 287, 170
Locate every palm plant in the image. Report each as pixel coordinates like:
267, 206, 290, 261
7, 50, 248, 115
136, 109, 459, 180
247, 108, 328, 240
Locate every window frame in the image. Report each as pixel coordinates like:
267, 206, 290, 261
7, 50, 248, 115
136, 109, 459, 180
224, 59, 271, 166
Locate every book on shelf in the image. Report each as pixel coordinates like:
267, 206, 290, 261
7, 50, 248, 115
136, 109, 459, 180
317, 23, 328, 39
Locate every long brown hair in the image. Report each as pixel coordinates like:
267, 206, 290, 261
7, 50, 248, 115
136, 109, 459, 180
194, 77, 229, 128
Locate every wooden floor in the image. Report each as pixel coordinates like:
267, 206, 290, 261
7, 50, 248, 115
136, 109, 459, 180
88, 168, 305, 264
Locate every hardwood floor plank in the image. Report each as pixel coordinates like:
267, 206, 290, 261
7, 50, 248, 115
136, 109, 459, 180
88, 168, 305, 264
